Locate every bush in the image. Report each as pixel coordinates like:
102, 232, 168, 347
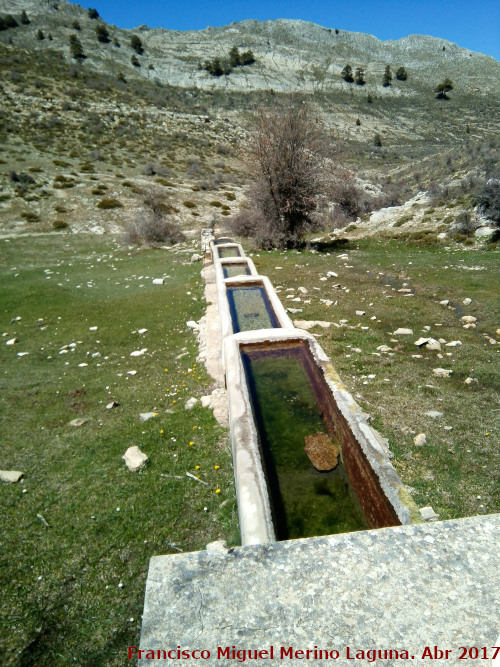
53, 220, 69, 229
95, 24, 110, 43
395, 66, 408, 81
341, 64, 353, 83
228, 208, 266, 239
20, 10, 30, 25
453, 211, 478, 237
69, 34, 85, 61
97, 197, 122, 209
36, 28, 44, 40
130, 34, 143, 54
0, 14, 19, 30
374, 134, 382, 147
72, 20, 81, 30
183, 201, 196, 208
87, 8, 99, 19
131, 55, 140, 67
478, 179, 500, 225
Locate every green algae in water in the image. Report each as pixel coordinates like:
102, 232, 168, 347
223, 264, 251, 278
242, 352, 368, 540
218, 247, 240, 258
227, 286, 279, 333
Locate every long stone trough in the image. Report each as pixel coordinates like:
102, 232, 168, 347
138, 233, 499, 665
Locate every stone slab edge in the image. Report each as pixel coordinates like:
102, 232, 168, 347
139, 513, 500, 666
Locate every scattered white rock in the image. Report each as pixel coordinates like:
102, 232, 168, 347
191, 254, 202, 262
461, 315, 477, 324
298, 286, 308, 294
377, 345, 392, 353
464, 377, 478, 386
152, 278, 164, 285
327, 271, 338, 278
206, 540, 227, 555
186, 320, 199, 330
414, 337, 430, 347
78, 363, 88, 367
139, 412, 156, 422
356, 310, 366, 316
138, 328, 148, 335
201, 395, 212, 408
426, 339, 442, 351
420, 506, 438, 522
17, 352, 29, 357
433, 368, 453, 378
69, 418, 88, 427
439, 299, 450, 306
106, 401, 119, 409
122, 446, 148, 472
89, 326, 98, 331
414, 434, 426, 447
127, 370, 137, 376
463, 298, 472, 306
445, 341, 462, 347
0, 470, 24, 483
185, 397, 198, 410
425, 410, 444, 419
393, 328, 413, 335
130, 348, 147, 357
6, 338, 18, 346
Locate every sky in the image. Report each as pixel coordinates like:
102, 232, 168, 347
80, 0, 500, 61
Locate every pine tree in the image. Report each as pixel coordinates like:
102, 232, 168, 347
382, 65, 392, 87
36, 28, 45, 40
20, 10, 30, 25
355, 67, 366, 85
229, 46, 241, 68
435, 77, 453, 99
69, 34, 85, 61
87, 8, 99, 19
341, 64, 354, 83
72, 20, 81, 31
395, 66, 408, 81
131, 54, 140, 67
95, 24, 110, 43
130, 34, 143, 54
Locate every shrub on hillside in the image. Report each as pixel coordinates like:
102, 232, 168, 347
478, 179, 500, 226
130, 34, 143, 54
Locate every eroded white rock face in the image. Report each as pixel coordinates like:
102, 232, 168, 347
122, 446, 148, 472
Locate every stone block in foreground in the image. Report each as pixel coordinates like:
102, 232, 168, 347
138, 515, 499, 666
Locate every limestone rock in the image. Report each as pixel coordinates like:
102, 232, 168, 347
393, 328, 413, 335
191, 254, 202, 262
0, 470, 24, 483
186, 320, 199, 330
106, 401, 119, 409
420, 506, 438, 522
461, 315, 477, 324
139, 412, 156, 422
298, 286, 308, 294
185, 397, 198, 410
414, 434, 426, 447
122, 446, 148, 472
439, 299, 450, 306
425, 410, 443, 419
130, 348, 147, 357
6, 338, 18, 346
445, 341, 462, 347
69, 418, 88, 427
414, 337, 430, 347
464, 377, 478, 386
206, 540, 228, 555
426, 339, 442, 351
201, 395, 211, 408
433, 368, 453, 378
152, 278, 164, 285
463, 298, 472, 306
304, 433, 340, 471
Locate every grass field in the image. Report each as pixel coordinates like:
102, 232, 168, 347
0, 234, 238, 666
1, 232, 498, 665
250, 238, 500, 522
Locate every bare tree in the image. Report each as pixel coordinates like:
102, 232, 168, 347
246, 102, 328, 248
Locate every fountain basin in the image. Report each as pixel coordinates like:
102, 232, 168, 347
224, 329, 415, 546
217, 276, 294, 340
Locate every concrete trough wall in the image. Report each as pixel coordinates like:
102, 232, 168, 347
215, 256, 258, 283
208, 236, 417, 546
224, 329, 415, 546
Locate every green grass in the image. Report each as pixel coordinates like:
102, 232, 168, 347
251, 238, 500, 523
0, 236, 238, 666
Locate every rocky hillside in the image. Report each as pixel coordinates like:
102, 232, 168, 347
2, 0, 499, 95
0, 0, 499, 241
